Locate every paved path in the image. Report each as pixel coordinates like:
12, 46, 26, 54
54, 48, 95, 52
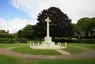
0, 48, 95, 60
54, 49, 71, 55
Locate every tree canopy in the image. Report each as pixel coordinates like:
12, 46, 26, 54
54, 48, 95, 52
35, 7, 72, 38
75, 17, 95, 38
17, 24, 33, 39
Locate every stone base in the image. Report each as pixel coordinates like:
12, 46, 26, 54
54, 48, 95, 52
30, 36, 67, 49
44, 37, 52, 43
30, 41, 65, 49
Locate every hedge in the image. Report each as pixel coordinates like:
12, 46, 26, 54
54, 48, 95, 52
54, 39, 95, 44
17, 38, 27, 43
0, 38, 17, 43
0, 38, 28, 43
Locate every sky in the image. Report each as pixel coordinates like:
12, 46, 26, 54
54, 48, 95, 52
0, 0, 95, 33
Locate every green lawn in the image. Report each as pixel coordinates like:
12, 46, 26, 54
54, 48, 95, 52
0, 54, 21, 64
63, 46, 83, 54
0, 43, 95, 55
29, 58, 95, 64
12, 47, 61, 55
0, 43, 29, 48
0, 54, 95, 64
68, 43, 95, 50
85, 44, 95, 49
62, 43, 95, 54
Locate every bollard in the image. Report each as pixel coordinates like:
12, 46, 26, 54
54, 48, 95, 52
38, 42, 40, 45
33, 43, 34, 47
58, 42, 61, 46
30, 42, 32, 48
65, 42, 67, 48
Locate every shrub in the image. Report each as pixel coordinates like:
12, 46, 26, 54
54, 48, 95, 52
72, 39, 95, 44
17, 38, 27, 43
54, 38, 95, 44
0, 33, 9, 38
0, 38, 17, 43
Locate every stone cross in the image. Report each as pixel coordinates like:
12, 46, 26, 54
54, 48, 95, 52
45, 17, 51, 37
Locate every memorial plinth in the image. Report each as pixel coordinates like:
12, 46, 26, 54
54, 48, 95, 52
44, 37, 52, 43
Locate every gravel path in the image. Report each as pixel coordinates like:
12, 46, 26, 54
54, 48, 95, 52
0, 47, 95, 60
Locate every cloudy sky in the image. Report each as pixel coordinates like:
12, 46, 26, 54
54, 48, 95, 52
0, 0, 95, 33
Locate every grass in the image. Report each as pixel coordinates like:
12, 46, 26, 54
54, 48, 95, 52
79, 44, 95, 50
0, 54, 95, 64
0, 43, 95, 55
85, 44, 95, 49
0, 54, 21, 64
68, 43, 95, 50
29, 58, 95, 64
0, 43, 95, 64
63, 43, 95, 54
63, 46, 83, 54
0, 43, 29, 48
12, 47, 61, 55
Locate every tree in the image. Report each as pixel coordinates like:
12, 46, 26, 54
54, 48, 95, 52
0, 30, 7, 34
35, 7, 72, 38
89, 18, 95, 37
17, 24, 33, 39
76, 17, 95, 38
76, 17, 91, 38
0, 30, 10, 38
71, 23, 77, 37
